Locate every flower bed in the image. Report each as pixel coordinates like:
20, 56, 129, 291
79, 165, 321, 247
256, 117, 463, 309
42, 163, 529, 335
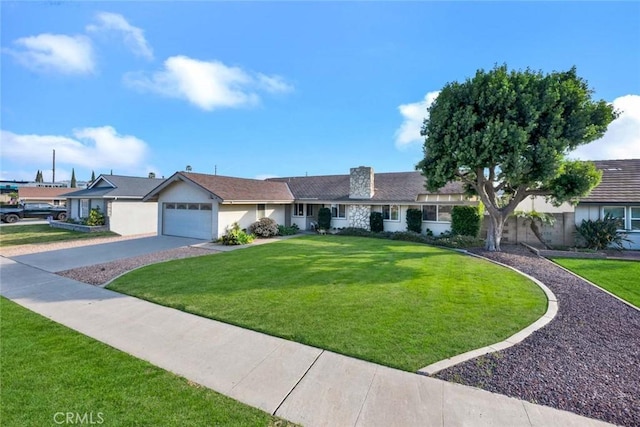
49, 221, 109, 233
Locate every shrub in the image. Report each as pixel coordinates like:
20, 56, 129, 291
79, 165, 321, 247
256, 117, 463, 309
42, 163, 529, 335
336, 228, 483, 249
84, 207, 105, 226
318, 207, 332, 230
405, 208, 422, 233
575, 214, 630, 250
370, 211, 384, 232
218, 222, 255, 245
451, 205, 482, 237
278, 224, 299, 236
248, 217, 279, 238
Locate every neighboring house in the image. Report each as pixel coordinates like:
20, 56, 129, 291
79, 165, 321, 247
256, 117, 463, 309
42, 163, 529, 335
575, 159, 640, 249
63, 175, 164, 236
143, 167, 476, 241
18, 187, 69, 206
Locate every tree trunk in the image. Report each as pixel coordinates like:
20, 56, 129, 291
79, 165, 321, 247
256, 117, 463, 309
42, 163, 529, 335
530, 221, 551, 249
485, 213, 505, 251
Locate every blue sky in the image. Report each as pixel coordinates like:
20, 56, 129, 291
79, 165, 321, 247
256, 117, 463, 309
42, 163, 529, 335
2, 1, 639, 183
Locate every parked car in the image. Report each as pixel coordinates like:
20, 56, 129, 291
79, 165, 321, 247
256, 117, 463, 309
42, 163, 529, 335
0, 203, 67, 223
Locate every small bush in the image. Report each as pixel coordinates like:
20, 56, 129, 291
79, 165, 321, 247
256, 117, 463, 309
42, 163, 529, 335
278, 224, 299, 236
84, 207, 105, 226
405, 208, 422, 233
370, 211, 384, 232
318, 207, 332, 230
576, 214, 629, 250
337, 227, 483, 249
248, 217, 279, 238
451, 205, 482, 237
219, 222, 255, 245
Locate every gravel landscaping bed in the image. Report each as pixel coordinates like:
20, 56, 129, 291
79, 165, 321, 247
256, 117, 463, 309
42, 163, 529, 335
435, 245, 639, 427
57, 247, 217, 286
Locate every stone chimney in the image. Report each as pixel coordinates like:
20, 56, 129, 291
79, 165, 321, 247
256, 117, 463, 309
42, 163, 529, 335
349, 166, 374, 199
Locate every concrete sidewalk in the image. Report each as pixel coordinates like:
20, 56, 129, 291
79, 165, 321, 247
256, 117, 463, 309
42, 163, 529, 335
0, 257, 612, 426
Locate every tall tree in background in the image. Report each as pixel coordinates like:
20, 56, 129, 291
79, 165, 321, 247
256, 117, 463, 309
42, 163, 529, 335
90, 170, 96, 183
35, 170, 43, 183
70, 169, 77, 188
418, 65, 617, 251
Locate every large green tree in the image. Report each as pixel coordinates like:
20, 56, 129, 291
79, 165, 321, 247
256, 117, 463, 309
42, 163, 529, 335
418, 65, 617, 251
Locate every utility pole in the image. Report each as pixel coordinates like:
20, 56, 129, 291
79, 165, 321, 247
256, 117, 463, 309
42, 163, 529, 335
52, 149, 56, 183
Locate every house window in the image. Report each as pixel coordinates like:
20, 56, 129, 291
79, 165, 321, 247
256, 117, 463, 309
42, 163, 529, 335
293, 203, 304, 217
306, 204, 314, 217
331, 204, 346, 219
422, 205, 453, 222
257, 204, 266, 218
422, 205, 437, 221
177, 204, 187, 210
165, 203, 176, 209
438, 205, 453, 222
603, 206, 625, 229
382, 205, 399, 221
188, 204, 199, 210
80, 199, 89, 217
630, 207, 640, 231
200, 204, 212, 211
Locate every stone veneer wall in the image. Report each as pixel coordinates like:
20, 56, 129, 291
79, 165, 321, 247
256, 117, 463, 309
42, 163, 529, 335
348, 205, 371, 230
349, 166, 374, 199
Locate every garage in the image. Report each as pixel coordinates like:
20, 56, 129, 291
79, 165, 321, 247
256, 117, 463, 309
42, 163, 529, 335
162, 202, 212, 240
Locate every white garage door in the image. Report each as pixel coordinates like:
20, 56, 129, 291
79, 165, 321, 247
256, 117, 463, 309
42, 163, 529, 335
163, 203, 212, 240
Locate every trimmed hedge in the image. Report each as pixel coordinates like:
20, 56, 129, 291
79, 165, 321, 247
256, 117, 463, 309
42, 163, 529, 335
318, 207, 332, 230
406, 208, 422, 233
336, 228, 483, 249
451, 205, 483, 237
370, 211, 384, 232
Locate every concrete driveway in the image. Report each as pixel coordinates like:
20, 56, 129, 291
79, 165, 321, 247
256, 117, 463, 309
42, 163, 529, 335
9, 235, 207, 272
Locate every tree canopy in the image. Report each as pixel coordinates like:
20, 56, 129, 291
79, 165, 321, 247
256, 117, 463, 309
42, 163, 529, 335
417, 65, 618, 251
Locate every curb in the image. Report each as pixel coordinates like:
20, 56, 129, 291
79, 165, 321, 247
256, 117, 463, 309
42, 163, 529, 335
417, 250, 558, 376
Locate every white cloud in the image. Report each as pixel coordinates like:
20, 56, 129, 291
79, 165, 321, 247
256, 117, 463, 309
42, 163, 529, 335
394, 91, 439, 149
5, 33, 94, 74
571, 94, 640, 160
124, 55, 293, 110
0, 126, 149, 174
87, 12, 153, 60
256, 73, 294, 94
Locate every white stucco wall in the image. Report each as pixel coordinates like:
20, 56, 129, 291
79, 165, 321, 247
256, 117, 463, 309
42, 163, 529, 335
109, 201, 158, 236
156, 180, 219, 239
517, 196, 574, 214
218, 204, 286, 236
576, 204, 640, 250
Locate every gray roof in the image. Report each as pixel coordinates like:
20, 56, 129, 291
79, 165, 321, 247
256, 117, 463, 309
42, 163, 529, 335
269, 171, 464, 203
579, 159, 640, 204
63, 175, 165, 199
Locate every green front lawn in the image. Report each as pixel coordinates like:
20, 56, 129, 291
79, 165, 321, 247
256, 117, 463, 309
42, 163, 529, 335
552, 258, 640, 307
0, 297, 290, 426
108, 235, 547, 371
0, 224, 116, 247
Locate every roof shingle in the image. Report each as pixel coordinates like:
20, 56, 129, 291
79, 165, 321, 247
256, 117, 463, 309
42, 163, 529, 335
269, 171, 464, 202
580, 159, 640, 203
181, 172, 294, 202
